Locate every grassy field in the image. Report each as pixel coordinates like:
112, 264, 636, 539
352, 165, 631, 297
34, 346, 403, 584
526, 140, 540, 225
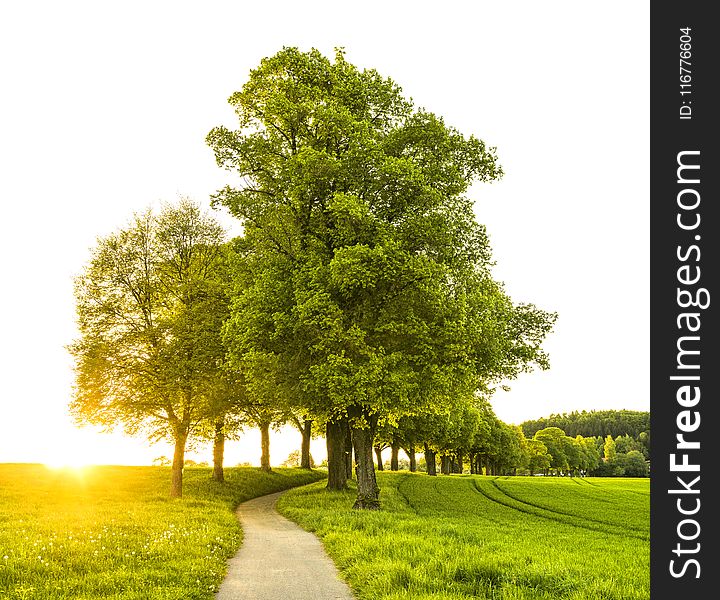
0, 463, 324, 600
277, 472, 649, 600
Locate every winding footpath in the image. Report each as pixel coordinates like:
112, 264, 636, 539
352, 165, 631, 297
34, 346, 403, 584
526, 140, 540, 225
215, 491, 355, 600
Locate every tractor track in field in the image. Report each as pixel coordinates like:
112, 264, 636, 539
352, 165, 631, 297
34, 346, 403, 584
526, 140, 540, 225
470, 478, 648, 541
395, 474, 420, 514
490, 479, 647, 535
581, 478, 650, 496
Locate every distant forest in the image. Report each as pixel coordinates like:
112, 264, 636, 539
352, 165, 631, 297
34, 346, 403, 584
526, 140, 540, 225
521, 410, 650, 440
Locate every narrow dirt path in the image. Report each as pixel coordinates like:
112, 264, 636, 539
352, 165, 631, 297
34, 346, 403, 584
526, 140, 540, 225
215, 491, 355, 600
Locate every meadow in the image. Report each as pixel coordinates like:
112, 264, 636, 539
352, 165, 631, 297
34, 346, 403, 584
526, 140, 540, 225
0, 464, 324, 600
0, 465, 649, 600
278, 472, 650, 600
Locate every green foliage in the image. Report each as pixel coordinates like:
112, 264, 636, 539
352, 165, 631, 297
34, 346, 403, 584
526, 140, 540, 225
533, 427, 568, 472
69, 200, 228, 444
208, 48, 555, 459
526, 428, 604, 475
575, 435, 601, 473
619, 451, 649, 477
520, 416, 651, 477
278, 472, 649, 600
0, 464, 324, 599
69, 199, 238, 495
603, 435, 616, 462
521, 410, 650, 440
592, 448, 649, 478
525, 439, 551, 474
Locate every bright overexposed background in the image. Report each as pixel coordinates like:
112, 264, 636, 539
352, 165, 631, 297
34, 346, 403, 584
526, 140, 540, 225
0, 1, 649, 467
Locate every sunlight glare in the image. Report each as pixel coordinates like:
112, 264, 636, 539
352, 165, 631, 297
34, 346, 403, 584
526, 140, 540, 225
43, 448, 96, 470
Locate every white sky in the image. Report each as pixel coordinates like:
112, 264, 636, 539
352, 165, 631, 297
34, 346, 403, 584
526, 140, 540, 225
0, 1, 649, 467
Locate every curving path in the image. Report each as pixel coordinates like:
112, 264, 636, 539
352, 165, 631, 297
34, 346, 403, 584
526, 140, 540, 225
215, 491, 355, 600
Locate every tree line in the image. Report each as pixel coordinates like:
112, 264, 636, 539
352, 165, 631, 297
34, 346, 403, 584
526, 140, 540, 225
69, 47, 557, 506
371, 410, 649, 478
521, 410, 650, 440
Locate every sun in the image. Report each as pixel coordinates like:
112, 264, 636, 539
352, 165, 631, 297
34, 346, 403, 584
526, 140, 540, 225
43, 447, 96, 470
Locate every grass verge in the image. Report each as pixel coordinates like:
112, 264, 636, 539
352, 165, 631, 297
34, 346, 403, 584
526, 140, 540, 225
0, 463, 324, 599
277, 472, 649, 600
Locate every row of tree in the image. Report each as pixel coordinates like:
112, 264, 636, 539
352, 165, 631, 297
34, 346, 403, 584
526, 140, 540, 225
70, 47, 557, 506
521, 410, 650, 440
370, 412, 649, 478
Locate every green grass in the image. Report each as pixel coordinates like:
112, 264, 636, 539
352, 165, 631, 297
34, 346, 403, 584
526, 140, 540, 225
0, 463, 324, 600
277, 472, 649, 600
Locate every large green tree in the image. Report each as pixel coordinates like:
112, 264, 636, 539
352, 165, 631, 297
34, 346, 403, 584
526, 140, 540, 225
208, 48, 555, 508
533, 427, 569, 474
525, 439, 551, 475
69, 199, 227, 497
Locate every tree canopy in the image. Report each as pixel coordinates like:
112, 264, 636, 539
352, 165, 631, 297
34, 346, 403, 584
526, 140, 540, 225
208, 47, 556, 507
69, 199, 229, 497
521, 410, 650, 440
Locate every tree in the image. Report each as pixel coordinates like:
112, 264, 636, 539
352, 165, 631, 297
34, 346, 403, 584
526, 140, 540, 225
575, 435, 601, 474
637, 430, 650, 458
373, 441, 388, 471
603, 434, 617, 462
282, 448, 315, 468
562, 436, 581, 475
69, 199, 227, 497
208, 47, 555, 508
394, 414, 428, 472
534, 427, 568, 474
614, 434, 640, 455
494, 425, 527, 475
391, 410, 444, 476
203, 375, 247, 483
525, 439, 551, 475
288, 413, 315, 469
181, 241, 246, 484
621, 450, 649, 477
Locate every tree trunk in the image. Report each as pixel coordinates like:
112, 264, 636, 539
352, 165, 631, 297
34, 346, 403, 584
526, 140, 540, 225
406, 447, 417, 472
456, 450, 464, 474
260, 421, 271, 472
326, 420, 348, 490
424, 443, 437, 476
212, 418, 225, 483
300, 419, 312, 469
352, 418, 380, 510
171, 432, 187, 498
374, 446, 384, 471
440, 454, 451, 475
390, 441, 400, 471
469, 452, 476, 475
344, 420, 354, 480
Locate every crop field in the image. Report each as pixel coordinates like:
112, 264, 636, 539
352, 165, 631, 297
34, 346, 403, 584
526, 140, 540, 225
0, 464, 324, 600
278, 472, 650, 600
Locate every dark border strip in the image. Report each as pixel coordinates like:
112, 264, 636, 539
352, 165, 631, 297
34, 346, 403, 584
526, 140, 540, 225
651, 1, 719, 595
